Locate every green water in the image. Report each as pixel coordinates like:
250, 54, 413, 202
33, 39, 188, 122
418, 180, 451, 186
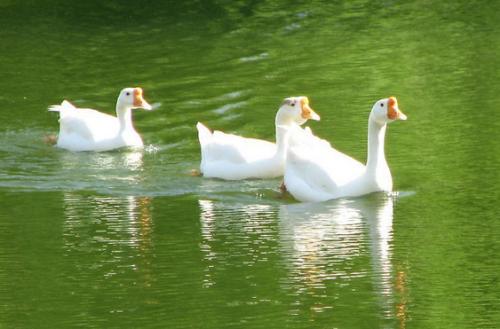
1, 1, 499, 328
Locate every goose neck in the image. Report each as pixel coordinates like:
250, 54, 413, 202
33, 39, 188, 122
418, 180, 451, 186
275, 123, 293, 157
116, 104, 134, 132
366, 117, 388, 172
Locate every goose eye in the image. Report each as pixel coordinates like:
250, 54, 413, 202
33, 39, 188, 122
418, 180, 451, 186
291, 102, 296, 107
380, 103, 384, 107
126, 92, 130, 96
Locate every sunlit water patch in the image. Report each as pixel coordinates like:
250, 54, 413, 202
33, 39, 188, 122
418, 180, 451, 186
0, 128, 286, 200
0, 129, 191, 195
278, 194, 400, 318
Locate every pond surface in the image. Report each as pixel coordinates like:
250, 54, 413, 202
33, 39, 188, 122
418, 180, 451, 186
1, 1, 499, 328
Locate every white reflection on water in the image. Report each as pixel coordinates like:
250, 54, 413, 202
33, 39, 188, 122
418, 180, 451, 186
279, 199, 365, 285
57, 148, 144, 175
197, 195, 407, 325
198, 199, 275, 288
55, 149, 145, 192
198, 199, 217, 286
61, 193, 154, 289
279, 194, 401, 318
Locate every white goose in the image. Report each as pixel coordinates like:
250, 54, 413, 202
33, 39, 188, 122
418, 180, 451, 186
284, 97, 407, 202
49, 87, 152, 152
197, 96, 320, 180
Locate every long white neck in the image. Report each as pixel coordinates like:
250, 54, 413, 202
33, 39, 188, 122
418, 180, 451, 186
274, 111, 297, 158
275, 124, 293, 158
116, 103, 134, 132
366, 116, 388, 173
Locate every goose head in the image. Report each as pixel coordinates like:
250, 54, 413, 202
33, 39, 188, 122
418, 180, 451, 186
276, 96, 320, 126
370, 96, 407, 125
117, 87, 152, 111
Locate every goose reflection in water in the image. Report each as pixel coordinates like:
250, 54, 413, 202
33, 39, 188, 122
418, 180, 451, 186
55, 150, 145, 192
198, 199, 276, 288
61, 193, 154, 291
56, 149, 158, 306
279, 194, 407, 325
197, 195, 407, 327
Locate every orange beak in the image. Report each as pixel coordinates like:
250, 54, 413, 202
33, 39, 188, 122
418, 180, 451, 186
300, 97, 320, 121
387, 96, 407, 120
133, 87, 152, 110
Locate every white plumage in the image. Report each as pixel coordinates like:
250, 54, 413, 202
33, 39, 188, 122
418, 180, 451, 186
49, 87, 152, 152
197, 96, 320, 180
284, 97, 407, 202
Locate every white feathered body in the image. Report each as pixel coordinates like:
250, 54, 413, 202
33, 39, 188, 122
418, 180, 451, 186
50, 101, 143, 152
284, 122, 392, 203
285, 128, 365, 202
197, 122, 285, 180
285, 148, 385, 203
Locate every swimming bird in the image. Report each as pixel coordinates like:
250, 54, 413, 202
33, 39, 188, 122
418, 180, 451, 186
197, 96, 320, 180
284, 97, 407, 202
49, 87, 152, 152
